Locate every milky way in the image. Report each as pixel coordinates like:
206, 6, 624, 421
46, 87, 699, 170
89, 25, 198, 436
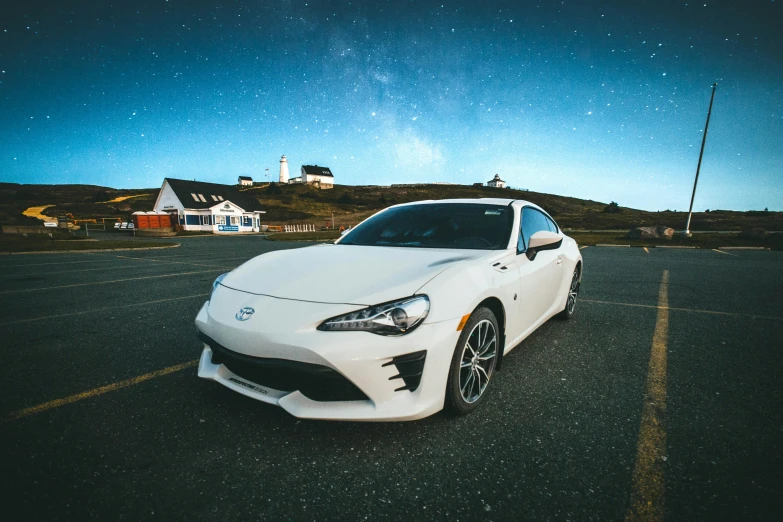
1, 0, 781, 210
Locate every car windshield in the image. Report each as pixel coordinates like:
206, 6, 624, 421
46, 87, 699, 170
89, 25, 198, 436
338, 203, 513, 250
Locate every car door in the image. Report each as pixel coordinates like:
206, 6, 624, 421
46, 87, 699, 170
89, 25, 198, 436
514, 207, 563, 334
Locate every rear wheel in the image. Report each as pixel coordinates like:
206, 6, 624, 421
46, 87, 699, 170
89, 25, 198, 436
445, 307, 499, 415
558, 268, 580, 319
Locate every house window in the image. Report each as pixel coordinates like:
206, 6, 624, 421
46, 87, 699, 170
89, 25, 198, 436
198, 194, 207, 202
230, 216, 239, 226
191, 193, 199, 202
216, 215, 226, 225
217, 196, 224, 201
185, 214, 200, 225
211, 195, 218, 201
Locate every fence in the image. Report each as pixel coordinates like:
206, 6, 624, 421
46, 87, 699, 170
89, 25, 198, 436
264, 224, 357, 233
282, 224, 319, 232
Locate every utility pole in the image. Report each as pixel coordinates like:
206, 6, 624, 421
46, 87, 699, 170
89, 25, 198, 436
265, 168, 269, 185
684, 82, 717, 237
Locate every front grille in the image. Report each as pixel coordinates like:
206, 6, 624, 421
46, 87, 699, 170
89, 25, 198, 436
383, 350, 427, 392
198, 332, 369, 402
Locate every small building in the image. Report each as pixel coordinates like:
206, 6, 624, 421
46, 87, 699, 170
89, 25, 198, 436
301, 165, 334, 189
153, 178, 265, 233
238, 176, 253, 186
487, 174, 507, 188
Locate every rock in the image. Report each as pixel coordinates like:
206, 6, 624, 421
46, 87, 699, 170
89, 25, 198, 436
625, 226, 659, 239
739, 227, 768, 239
656, 226, 675, 239
625, 226, 675, 239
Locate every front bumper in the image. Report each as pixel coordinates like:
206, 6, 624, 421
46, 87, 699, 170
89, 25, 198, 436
195, 287, 462, 421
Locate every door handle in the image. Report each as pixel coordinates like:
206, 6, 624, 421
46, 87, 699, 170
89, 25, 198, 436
557, 255, 562, 265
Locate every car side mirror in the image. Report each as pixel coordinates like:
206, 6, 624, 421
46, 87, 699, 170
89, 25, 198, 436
525, 231, 562, 261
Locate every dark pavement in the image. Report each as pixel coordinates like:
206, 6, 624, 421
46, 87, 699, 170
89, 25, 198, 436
1, 237, 781, 521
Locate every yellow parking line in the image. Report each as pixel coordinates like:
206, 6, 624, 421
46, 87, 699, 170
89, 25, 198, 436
0, 293, 208, 327
1, 360, 199, 423
579, 245, 589, 250
626, 270, 669, 521
643, 247, 649, 254
580, 298, 782, 322
0, 269, 226, 295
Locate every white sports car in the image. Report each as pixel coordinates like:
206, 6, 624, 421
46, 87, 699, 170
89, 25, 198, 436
196, 198, 582, 421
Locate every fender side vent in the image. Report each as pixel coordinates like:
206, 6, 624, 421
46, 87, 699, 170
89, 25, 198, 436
383, 350, 427, 392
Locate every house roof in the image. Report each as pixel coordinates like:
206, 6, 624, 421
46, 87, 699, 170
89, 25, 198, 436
301, 165, 334, 177
238, 176, 253, 181
488, 174, 505, 183
163, 178, 263, 211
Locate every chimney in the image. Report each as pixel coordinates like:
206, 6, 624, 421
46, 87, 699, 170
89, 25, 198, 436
279, 155, 289, 184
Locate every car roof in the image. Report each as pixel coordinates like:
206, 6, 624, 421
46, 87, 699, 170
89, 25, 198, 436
395, 198, 538, 208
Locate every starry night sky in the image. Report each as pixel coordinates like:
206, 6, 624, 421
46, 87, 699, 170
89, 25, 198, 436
1, 0, 781, 211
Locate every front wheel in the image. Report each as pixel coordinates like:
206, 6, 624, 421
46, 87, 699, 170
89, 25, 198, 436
445, 307, 499, 415
558, 268, 580, 319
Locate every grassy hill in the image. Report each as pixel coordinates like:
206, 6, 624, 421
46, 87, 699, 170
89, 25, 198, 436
1, 181, 781, 231
0, 183, 157, 226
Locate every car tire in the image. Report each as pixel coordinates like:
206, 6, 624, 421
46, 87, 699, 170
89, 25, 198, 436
557, 267, 580, 320
445, 307, 500, 415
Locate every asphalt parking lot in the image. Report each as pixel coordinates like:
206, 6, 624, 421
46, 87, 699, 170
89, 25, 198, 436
1, 237, 782, 521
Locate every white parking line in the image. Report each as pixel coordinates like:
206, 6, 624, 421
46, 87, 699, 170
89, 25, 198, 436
0, 269, 226, 295
711, 248, 738, 256
581, 298, 783, 322
0, 293, 209, 326
0, 254, 251, 276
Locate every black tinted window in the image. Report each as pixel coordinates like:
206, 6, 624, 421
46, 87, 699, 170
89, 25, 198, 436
339, 203, 513, 250
518, 207, 552, 252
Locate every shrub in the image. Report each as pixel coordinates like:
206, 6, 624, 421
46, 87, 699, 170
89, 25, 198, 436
266, 183, 282, 195
603, 201, 621, 213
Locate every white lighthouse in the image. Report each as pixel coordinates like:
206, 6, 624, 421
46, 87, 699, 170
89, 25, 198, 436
279, 155, 289, 184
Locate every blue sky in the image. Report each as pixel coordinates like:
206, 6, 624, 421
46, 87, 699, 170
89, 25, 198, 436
1, 0, 781, 210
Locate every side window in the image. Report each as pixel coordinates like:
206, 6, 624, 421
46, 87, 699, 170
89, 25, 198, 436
518, 207, 550, 252
545, 215, 558, 233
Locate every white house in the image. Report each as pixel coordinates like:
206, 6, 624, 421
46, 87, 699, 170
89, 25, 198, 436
300, 165, 334, 189
238, 176, 253, 186
153, 178, 265, 233
487, 174, 507, 188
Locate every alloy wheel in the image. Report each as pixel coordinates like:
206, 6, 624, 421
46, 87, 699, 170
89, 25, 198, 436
567, 270, 579, 315
458, 319, 497, 403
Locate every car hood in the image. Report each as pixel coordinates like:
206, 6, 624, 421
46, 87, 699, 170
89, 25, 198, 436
221, 244, 485, 305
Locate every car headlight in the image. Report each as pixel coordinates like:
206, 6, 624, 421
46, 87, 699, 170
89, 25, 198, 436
211, 272, 229, 299
317, 295, 430, 336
